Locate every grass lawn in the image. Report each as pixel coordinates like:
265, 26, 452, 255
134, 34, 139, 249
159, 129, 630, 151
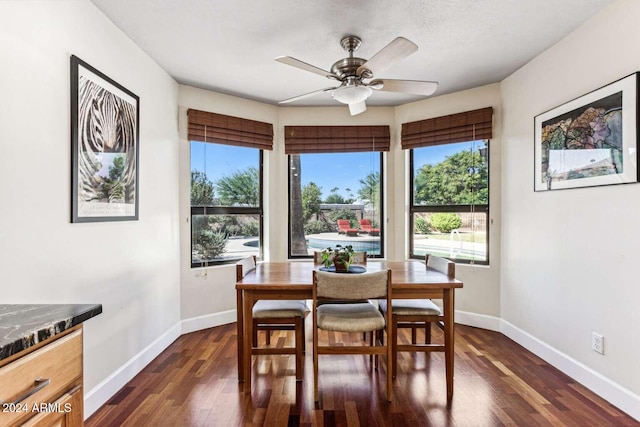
420, 231, 486, 244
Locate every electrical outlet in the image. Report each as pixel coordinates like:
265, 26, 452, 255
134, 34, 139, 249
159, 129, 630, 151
592, 332, 604, 354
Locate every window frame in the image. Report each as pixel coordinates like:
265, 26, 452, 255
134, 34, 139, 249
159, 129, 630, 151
287, 152, 385, 260
190, 146, 264, 268
408, 141, 490, 265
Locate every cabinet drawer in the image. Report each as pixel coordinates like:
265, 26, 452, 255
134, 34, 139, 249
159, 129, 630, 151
0, 330, 82, 426
21, 385, 83, 427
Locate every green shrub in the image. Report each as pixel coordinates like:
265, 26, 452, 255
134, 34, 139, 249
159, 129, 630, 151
241, 220, 259, 237
304, 220, 332, 235
414, 216, 432, 234
430, 213, 462, 233
196, 230, 228, 260
328, 209, 358, 228
222, 224, 241, 237
191, 215, 213, 231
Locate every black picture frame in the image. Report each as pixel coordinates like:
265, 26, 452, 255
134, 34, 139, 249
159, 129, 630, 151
534, 72, 639, 191
70, 55, 140, 222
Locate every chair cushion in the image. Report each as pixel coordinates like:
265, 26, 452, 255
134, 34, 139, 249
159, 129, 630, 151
253, 300, 307, 319
378, 299, 442, 316
317, 303, 385, 332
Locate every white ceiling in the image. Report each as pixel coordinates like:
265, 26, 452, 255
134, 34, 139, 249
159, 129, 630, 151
90, 0, 616, 107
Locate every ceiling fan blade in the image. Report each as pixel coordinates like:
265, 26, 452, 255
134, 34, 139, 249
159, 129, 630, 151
348, 100, 367, 116
357, 37, 418, 77
275, 56, 340, 80
371, 79, 438, 96
279, 87, 338, 104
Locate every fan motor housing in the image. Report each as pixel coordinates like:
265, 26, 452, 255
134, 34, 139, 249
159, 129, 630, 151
330, 57, 367, 79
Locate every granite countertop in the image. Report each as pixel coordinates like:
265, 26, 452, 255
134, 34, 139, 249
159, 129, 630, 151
0, 304, 102, 361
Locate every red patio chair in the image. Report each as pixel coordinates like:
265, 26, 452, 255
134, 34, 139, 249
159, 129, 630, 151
337, 219, 359, 236
358, 219, 380, 236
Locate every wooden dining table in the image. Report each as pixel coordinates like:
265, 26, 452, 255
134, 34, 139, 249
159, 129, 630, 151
235, 260, 463, 400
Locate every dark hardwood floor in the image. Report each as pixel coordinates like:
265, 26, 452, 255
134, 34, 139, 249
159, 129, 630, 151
87, 320, 638, 426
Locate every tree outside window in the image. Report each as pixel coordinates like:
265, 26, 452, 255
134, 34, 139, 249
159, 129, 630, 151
410, 140, 489, 264
289, 152, 383, 258
190, 142, 262, 267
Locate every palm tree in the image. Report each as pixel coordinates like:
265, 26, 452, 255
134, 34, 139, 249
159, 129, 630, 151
358, 172, 380, 205
290, 155, 307, 255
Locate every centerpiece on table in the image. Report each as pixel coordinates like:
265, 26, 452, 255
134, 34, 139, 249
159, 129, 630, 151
321, 244, 358, 272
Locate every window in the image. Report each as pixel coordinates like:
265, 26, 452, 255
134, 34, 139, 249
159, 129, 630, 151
190, 142, 262, 267
187, 109, 272, 267
288, 152, 384, 258
409, 140, 489, 264
284, 125, 390, 259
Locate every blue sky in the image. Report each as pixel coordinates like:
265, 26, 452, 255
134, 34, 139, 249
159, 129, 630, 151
297, 152, 379, 199
191, 142, 257, 180
191, 140, 484, 200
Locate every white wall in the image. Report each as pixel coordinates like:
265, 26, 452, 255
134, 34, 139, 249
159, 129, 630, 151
501, 0, 640, 411
0, 0, 180, 416
396, 84, 503, 319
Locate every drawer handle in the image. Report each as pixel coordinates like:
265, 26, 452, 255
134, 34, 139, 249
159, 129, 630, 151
0, 377, 51, 405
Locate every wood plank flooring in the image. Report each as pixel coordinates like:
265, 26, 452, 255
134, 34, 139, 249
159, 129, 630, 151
87, 321, 638, 426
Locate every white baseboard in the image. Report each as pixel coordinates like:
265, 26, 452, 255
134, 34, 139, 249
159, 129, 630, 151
500, 319, 640, 421
455, 310, 501, 331
84, 322, 182, 418
84, 311, 236, 418
181, 309, 237, 334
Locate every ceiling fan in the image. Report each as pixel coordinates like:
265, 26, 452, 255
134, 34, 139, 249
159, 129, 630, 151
275, 35, 438, 116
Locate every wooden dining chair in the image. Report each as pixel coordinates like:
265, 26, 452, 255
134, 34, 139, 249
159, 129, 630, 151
236, 256, 307, 381
314, 251, 370, 342
312, 269, 393, 402
378, 254, 454, 378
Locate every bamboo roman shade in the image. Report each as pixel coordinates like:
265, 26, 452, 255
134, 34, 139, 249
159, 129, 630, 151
284, 125, 390, 154
401, 107, 493, 149
187, 109, 273, 150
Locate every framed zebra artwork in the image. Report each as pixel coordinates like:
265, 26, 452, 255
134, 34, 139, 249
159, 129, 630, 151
70, 55, 140, 222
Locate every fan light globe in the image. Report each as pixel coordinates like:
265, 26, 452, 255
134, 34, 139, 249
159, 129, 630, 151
331, 85, 372, 104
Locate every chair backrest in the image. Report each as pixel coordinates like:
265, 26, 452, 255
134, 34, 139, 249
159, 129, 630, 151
236, 255, 257, 281
313, 251, 367, 265
359, 219, 371, 228
313, 270, 390, 300
425, 254, 455, 278
337, 219, 350, 229
353, 251, 367, 264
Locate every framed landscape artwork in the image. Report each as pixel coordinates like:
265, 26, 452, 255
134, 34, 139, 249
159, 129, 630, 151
70, 55, 140, 222
534, 72, 639, 191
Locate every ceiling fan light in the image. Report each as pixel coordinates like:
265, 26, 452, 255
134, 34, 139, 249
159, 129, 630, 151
331, 85, 372, 105
368, 80, 384, 90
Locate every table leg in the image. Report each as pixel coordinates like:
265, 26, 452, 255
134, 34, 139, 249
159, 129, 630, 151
236, 289, 244, 382
242, 290, 254, 393
443, 289, 455, 402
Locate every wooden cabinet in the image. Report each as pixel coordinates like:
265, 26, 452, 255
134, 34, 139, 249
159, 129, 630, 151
20, 385, 83, 427
0, 328, 83, 427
